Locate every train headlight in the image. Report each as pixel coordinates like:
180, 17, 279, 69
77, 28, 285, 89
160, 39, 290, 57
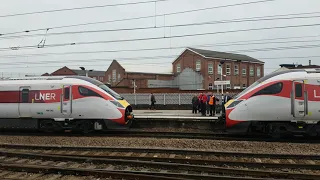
227, 100, 243, 108
110, 100, 124, 108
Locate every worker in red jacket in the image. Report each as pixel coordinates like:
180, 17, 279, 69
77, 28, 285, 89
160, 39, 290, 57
200, 93, 207, 116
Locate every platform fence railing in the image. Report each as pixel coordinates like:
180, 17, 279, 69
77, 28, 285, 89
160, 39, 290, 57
120, 93, 237, 105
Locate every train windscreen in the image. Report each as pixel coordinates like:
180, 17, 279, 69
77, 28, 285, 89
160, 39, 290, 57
98, 84, 123, 100
233, 69, 304, 99
67, 76, 124, 100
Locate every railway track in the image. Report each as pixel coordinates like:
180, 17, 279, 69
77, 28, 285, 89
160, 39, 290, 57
0, 129, 319, 143
0, 144, 318, 180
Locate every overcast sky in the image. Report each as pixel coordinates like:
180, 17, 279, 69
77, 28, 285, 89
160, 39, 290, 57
0, 0, 319, 77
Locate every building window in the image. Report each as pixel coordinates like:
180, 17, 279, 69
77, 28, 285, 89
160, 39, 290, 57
250, 66, 254, 76
226, 64, 231, 75
234, 64, 239, 75
112, 70, 116, 82
118, 73, 121, 82
208, 63, 213, 74
196, 60, 201, 71
218, 64, 222, 75
257, 67, 261, 77
100, 77, 103, 82
108, 75, 111, 82
226, 84, 231, 89
208, 83, 213, 90
242, 68, 246, 76
242, 84, 246, 89
177, 64, 181, 73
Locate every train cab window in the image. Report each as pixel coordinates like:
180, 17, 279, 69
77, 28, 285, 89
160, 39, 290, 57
21, 89, 29, 103
295, 84, 302, 98
64, 87, 70, 100
78, 86, 102, 97
252, 82, 283, 97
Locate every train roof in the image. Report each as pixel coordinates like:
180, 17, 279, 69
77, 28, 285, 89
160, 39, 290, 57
0, 76, 110, 84
0, 76, 111, 86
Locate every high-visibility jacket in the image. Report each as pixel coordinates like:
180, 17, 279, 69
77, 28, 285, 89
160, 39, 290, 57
209, 96, 215, 105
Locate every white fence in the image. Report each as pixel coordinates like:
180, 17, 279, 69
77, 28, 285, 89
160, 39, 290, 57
121, 93, 237, 105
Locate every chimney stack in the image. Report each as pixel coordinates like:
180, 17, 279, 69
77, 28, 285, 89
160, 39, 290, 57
309, 60, 311, 65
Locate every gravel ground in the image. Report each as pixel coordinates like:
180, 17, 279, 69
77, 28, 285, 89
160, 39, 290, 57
132, 127, 215, 133
0, 136, 319, 155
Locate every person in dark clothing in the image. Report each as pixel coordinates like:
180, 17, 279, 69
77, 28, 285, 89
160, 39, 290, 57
206, 93, 211, 114
197, 93, 202, 113
221, 92, 232, 114
192, 94, 199, 114
150, 93, 156, 110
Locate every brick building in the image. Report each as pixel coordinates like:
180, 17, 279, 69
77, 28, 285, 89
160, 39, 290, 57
105, 60, 174, 89
172, 48, 264, 89
42, 66, 106, 82
41, 48, 264, 91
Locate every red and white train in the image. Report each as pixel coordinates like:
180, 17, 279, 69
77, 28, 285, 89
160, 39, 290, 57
221, 68, 320, 137
0, 76, 134, 133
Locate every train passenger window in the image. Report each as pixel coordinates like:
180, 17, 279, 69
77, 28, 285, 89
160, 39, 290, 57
252, 82, 283, 97
64, 87, 70, 100
78, 86, 102, 97
295, 84, 302, 98
21, 89, 29, 103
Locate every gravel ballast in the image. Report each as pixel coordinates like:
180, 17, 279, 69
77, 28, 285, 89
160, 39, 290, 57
0, 135, 319, 155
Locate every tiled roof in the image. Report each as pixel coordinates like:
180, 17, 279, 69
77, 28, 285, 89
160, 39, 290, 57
188, 47, 263, 63
71, 69, 106, 76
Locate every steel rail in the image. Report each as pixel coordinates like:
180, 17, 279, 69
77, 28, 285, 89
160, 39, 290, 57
0, 150, 319, 180
1, 143, 319, 160
0, 130, 319, 143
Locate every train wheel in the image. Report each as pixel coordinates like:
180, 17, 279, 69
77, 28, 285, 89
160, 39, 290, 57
39, 120, 55, 133
78, 121, 93, 134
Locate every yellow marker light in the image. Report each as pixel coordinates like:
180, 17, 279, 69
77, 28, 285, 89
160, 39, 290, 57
224, 99, 234, 108
118, 100, 130, 108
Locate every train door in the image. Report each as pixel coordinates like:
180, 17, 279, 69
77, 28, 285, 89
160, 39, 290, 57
61, 85, 72, 116
19, 87, 31, 117
291, 80, 307, 119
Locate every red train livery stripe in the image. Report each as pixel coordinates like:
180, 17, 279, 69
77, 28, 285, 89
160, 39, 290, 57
225, 108, 244, 128
238, 80, 320, 102
0, 85, 114, 103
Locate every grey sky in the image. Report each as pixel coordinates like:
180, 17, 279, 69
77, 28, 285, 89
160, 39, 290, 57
0, 0, 319, 77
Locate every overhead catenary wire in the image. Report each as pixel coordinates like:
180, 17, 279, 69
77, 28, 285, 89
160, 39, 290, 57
0, 0, 278, 36
1, 34, 319, 58
2, 11, 320, 40
0, 41, 320, 67
0, 0, 169, 19
1, 22, 320, 52
1, 38, 320, 65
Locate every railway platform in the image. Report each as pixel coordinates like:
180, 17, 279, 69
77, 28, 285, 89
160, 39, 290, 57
133, 110, 219, 120
131, 110, 221, 130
